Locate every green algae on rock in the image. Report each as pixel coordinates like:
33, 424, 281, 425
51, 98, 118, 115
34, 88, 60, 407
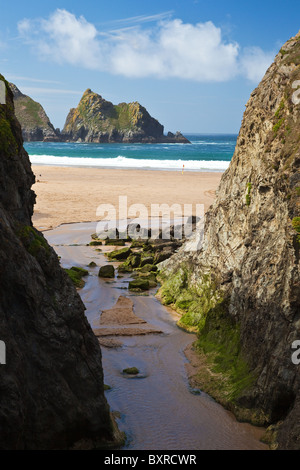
18, 225, 51, 258
105, 239, 126, 246
64, 266, 89, 288
108, 246, 132, 261
128, 279, 150, 291
88, 261, 97, 268
123, 367, 139, 375
89, 240, 103, 246
98, 265, 115, 278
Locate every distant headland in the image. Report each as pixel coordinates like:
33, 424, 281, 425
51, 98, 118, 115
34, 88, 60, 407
9, 84, 190, 144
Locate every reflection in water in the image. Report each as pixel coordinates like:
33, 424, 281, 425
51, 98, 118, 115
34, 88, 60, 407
45, 222, 268, 450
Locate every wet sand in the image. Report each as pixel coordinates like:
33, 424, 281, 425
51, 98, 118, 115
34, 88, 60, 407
32, 165, 222, 230
44, 221, 268, 450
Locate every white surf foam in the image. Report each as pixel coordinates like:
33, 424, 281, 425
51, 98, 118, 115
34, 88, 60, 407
29, 154, 230, 171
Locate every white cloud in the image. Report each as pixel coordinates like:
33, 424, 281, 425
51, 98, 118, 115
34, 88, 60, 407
18, 18, 32, 35
6, 75, 61, 84
39, 10, 104, 70
21, 87, 82, 95
240, 47, 275, 82
108, 19, 240, 81
106, 11, 174, 28
18, 9, 274, 83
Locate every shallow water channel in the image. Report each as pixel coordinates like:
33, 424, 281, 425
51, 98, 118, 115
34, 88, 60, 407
45, 221, 268, 451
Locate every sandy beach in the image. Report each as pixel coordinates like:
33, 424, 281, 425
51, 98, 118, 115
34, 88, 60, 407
32, 165, 223, 230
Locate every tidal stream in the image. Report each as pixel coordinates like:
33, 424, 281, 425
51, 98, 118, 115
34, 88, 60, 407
45, 221, 268, 450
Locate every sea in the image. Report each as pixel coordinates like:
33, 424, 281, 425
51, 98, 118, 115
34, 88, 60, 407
24, 134, 237, 172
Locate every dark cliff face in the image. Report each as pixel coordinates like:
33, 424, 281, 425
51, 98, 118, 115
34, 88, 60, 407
9, 83, 60, 142
0, 76, 115, 449
159, 33, 300, 449
62, 88, 190, 143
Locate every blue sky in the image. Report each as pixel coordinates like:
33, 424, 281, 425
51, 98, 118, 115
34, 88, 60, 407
0, 0, 299, 133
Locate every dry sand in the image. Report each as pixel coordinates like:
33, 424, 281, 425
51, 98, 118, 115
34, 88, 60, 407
32, 165, 222, 230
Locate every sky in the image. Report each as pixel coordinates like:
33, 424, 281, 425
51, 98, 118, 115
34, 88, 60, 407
0, 0, 299, 133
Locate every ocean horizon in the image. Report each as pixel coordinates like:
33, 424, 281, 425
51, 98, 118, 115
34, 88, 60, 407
25, 134, 237, 172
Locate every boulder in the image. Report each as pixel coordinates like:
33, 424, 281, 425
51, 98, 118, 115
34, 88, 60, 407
98, 265, 115, 278
128, 279, 150, 291
108, 247, 132, 261
154, 249, 174, 264
140, 264, 157, 273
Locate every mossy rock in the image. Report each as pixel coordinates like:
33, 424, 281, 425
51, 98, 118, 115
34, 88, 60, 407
158, 268, 220, 328
98, 265, 115, 278
154, 250, 173, 264
89, 240, 102, 246
0, 113, 18, 155
123, 367, 139, 375
128, 279, 150, 291
108, 247, 132, 260
140, 264, 157, 273
64, 266, 88, 288
133, 272, 157, 289
88, 261, 97, 267
159, 267, 255, 406
292, 217, 300, 243
129, 253, 141, 268
196, 299, 255, 403
105, 239, 125, 246
98, 229, 119, 240
119, 253, 142, 270
70, 266, 89, 275
138, 272, 157, 281
130, 239, 146, 248
118, 263, 133, 273
18, 225, 50, 258
140, 256, 154, 267
142, 244, 153, 252
160, 291, 173, 305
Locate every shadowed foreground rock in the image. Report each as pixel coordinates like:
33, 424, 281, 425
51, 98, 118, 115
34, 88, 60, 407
159, 33, 300, 449
0, 75, 118, 449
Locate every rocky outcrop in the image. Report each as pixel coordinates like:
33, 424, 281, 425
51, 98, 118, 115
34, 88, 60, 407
0, 75, 118, 449
8, 84, 189, 144
62, 89, 190, 143
158, 33, 300, 449
9, 83, 60, 142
